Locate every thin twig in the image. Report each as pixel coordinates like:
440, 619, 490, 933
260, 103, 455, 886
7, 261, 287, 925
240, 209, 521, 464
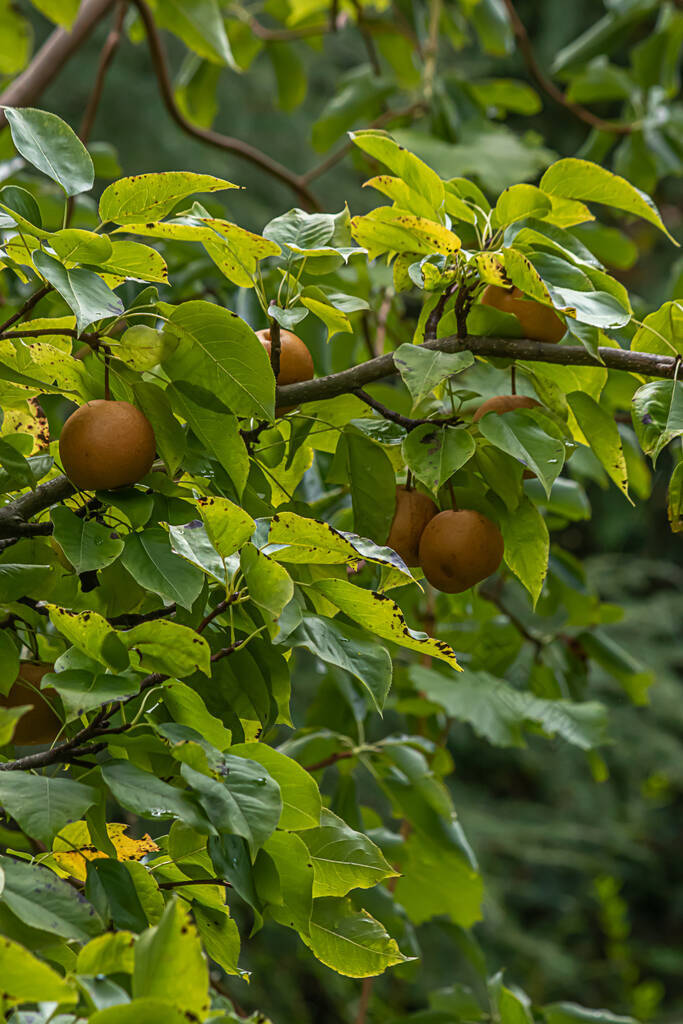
158, 877, 232, 890
79, 1, 128, 144
501, 0, 635, 135
0, 286, 51, 333
303, 750, 355, 772
128, 0, 320, 209
353, 388, 462, 431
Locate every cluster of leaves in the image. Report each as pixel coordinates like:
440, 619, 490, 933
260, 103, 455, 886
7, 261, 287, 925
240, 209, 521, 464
0, 98, 678, 1023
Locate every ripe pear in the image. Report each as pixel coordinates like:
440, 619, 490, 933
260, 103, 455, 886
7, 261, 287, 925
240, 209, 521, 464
386, 486, 438, 566
481, 284, 565, 343
1, 662, 61, 745
473, 394, 541, 422
60, 400, 156, 490
419, 509, 504, 593
256, 328, 314, 386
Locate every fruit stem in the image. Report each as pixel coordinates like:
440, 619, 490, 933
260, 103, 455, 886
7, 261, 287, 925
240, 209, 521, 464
269, 317, 281, 381
406, 469, 413, 491
447, 479, 458, 510
103, 345, 111, 401
511, 364, 517, 395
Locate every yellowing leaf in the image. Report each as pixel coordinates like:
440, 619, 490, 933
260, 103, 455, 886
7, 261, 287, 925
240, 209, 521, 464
53, 821, 160, 880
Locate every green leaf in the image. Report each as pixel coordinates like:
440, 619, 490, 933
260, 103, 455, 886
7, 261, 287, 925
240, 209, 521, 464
98, 239, 169, 284
133, 898, 210, 1018
334, 431, 396, 540
99, 171, 237, 224
0, 935, 77, 1006
410, 665, 609, 749
0, 774, 96, 846
312, 578, 461, 670
289, 613, 392, 711
631, 380, 683, 462
162, 680, 233, 751
77, 931, 136, 975
133, 381, 186, 477
263, 830, 313, 934
263, 208, 336, 251
301, 809, 396, 897
403, 424, 476, 491
630, 300, 683, 357
494, 184, 552, 228
48, 605, 129, 671
33, 250, 124, 335
4, 106, 94, 196
0, 856, 102, 941
668, 460, 683, 533
568, 392, 630, 499
102, 760, 210, 832
269, 41, 307, 111
394, 345, 474, 406
150, 0, 234, 66
197, 494, 256, 558
0, 2, 32, 74
540, 158, 676, 243
0, 632, 19, 696
50, 506, 124, 572
240, 544, 294, 617
230, 742, 321, 830
122, 620, 211, 677
168, 383, 249, 496
351, 207, 461, 261
350, 130, 445, 214
181, 755, 281, 854
543, 1004, 638, 1024
477, 409, 565, 497
267, 510, 412, 578
308, 897, 410, 977
499, 495, 549, 604
50, 228, 113, 264
121, 527, 205, 609
194, 903, 241, 975
90, 1001, 196, 1024
394, 830, 483, 927
163, 301, 275, 420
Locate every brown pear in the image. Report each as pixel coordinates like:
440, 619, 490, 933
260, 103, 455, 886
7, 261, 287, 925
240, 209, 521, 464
59, 400, 156, 490
256, 328, 314, 386
481, 284, 565, 343
1, 663, 61, 745
418, 509, 504, 593
473, 394, 541, 422
386, 486, 438, 566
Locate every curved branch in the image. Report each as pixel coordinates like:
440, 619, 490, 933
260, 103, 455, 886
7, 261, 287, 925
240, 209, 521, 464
0, 0, 116, 130
501, 0, 635, 135
277, 334, 680, 407
0, 475, 75, 539
353, 388, 462, 430
128, 0, 321, 210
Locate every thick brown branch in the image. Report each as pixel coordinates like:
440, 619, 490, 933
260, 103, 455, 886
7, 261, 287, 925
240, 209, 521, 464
0, 0, 116, 130
0, 474, 75, 540
501, 0, 634, 135
277, 335, 680, 407
128, 0, 320, 210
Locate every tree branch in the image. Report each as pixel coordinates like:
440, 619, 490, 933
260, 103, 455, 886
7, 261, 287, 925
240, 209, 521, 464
79, 1, 128, 145
501, 0, 635, 135
0, 475, 75, 540
353, 388, 461, 430
0, 0, 117, 130
276, 334, 680, 408
127, 0, 321, 210
0, 286, 51, 333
